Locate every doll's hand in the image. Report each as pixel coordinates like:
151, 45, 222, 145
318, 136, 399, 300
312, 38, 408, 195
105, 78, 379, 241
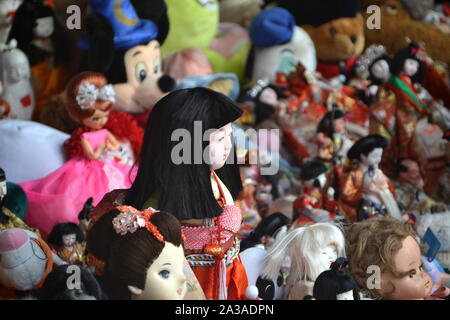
106, 139, 120, 152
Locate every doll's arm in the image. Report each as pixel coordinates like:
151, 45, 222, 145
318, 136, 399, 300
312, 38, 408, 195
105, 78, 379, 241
106, 131, 120, 152
81, 138, 106, 160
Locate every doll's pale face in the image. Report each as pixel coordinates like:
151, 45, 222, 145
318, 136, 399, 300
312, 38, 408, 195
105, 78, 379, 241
5, 52, 30, 83
336, 290, 354, 300
334, 118, 345, 134
318, 245, 338, 276
403, 58, 419, 77
361, 148, 383, 167
380, 236, 432, 300
33, 17, 54, 38
259, 87, 277, 106
209, 123, 233, 171
81, 109, 110, 130
62, 233, 76, 247
371, 59, 391, 81
0, 180, 6, 201
129, 243, 187, 300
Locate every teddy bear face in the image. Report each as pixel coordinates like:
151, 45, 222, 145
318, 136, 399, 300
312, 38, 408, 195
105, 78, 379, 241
304, 14, 365, 63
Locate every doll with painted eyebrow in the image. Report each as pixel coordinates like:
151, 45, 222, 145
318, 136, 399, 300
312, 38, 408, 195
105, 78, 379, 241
346, 217, 440, 300
20, 72, 136, 235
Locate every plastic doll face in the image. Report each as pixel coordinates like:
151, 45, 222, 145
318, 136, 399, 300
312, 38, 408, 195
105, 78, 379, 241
81, 109, 109, 130
62, 233, 76, 247
361, 148, 383, 167
371, 59, 390, 81
130, 243, 187, 300
404, 58, 419, 77
33, 17, 54, 38
334, 118, 345, 134
380, 236, 432, 300
399, 159, 424, 189
336, 290, 354, 300
259, 87, 277, 106
209, 123, 233, 170
318, 245, 338, 276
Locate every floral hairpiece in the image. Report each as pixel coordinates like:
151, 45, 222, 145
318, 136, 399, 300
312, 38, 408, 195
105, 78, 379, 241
76, 82, 116, 110
112, 205, 164, 242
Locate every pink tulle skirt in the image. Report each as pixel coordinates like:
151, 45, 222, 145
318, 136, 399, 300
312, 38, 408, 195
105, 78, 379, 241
20, 157, 136, 235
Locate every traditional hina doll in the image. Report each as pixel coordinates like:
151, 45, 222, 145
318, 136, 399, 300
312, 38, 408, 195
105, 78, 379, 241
340, 134, 403, 223
292, 160, 338, 227
20, 72, 136, 235
7, 0, 70, 119
87, 88, 248, 300
47, 223, 85, 265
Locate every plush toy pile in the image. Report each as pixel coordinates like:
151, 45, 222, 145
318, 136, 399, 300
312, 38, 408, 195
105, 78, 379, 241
1, 0, 450, 300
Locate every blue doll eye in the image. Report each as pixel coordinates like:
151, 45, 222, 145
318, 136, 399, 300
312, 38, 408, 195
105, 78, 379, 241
159, 270, 170, 279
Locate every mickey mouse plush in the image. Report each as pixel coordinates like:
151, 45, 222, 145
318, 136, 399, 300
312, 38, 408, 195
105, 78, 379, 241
79, 0, 175, 126
278, 0, 365, 82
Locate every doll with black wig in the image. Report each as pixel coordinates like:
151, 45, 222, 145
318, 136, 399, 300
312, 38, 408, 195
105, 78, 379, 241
47, 222, 85, 264
312, 257, 360, 300
340, 134, 402, 222
7, 0, 71, 118
87, 87, 248, 300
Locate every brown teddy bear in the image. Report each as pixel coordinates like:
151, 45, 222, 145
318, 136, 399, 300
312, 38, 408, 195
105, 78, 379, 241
277, 0, 365, 81
360, 0, 450, 66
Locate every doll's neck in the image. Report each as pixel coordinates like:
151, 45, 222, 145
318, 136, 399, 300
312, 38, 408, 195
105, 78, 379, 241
32, 38, 53, 52
359, 162, 378, 172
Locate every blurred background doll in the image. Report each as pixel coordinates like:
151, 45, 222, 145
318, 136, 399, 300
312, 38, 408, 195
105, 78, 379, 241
261, 222, 345, 300
20, 72, 136, 236
0, 0, 22, 44
340, 134, 402, 222
0, 39, 34, 120
8, 0, 71, 119
86, 207, 187, 300
312, 257, 361, 300
346, 217, 438, 300
47, 222, 85, 265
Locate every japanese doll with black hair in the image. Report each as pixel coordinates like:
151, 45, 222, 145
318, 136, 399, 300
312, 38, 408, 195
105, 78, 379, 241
7, 0, 71, 118
87, 87, 248, 300
20, 72, 137, 236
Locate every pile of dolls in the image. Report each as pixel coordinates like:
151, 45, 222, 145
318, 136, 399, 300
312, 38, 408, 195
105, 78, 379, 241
1, 0, 450, 300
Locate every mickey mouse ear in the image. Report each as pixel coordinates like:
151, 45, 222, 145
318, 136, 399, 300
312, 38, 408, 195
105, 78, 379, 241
249, 7, 295, 48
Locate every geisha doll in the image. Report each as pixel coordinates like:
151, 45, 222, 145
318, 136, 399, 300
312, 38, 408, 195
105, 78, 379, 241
47, 222, 85, 265
86, 87, 248, 300
340, 134, 403, 223
20, 72, 137, 235
7, 0, 71, 119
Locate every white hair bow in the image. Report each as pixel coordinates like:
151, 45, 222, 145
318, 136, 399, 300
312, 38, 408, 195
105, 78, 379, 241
76, 82, 116, 110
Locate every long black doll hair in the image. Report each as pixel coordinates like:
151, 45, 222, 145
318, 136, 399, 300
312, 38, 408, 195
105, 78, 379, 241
124, 87, 243, 220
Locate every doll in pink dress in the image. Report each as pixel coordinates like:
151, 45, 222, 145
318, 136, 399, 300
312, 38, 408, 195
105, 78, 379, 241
20, 72, 136, 235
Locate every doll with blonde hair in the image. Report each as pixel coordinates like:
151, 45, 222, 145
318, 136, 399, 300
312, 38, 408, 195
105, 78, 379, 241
261, 222, 345, 300
20, 72, 136, 235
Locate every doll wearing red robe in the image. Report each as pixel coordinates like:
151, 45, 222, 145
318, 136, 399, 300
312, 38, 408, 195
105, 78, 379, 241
293, 188, 338, 227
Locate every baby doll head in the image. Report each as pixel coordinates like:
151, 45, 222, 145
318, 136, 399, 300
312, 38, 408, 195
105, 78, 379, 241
65, 72, 115, 129
47, 222, 85, 249
262, 223, 345, 287
313, 257, 360, 300
347, 134, 387, 167
346, 217, 432, 299
86, 207, 186, 300
369, 54, 393, 83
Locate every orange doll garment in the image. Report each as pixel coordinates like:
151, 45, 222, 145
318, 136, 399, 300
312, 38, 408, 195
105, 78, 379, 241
31, 61, 69, 120
186, 171, 248, 300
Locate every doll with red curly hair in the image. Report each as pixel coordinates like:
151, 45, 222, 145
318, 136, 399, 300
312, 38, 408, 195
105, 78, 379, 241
20, 72, 137, 235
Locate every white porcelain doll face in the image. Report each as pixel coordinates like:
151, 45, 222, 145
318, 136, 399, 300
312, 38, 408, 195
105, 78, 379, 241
62, 233, 77, 248
0, 180, 6, 201
403, 58, 419, 77
208, 123, 233, 170
371, 59, 391, 81
336, 290, 354, 300
33, 16, 54, 38
4, 50, 30, 83
361, 148, 383, 167
318, 245, 338, 276
129, 243, 187, 300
